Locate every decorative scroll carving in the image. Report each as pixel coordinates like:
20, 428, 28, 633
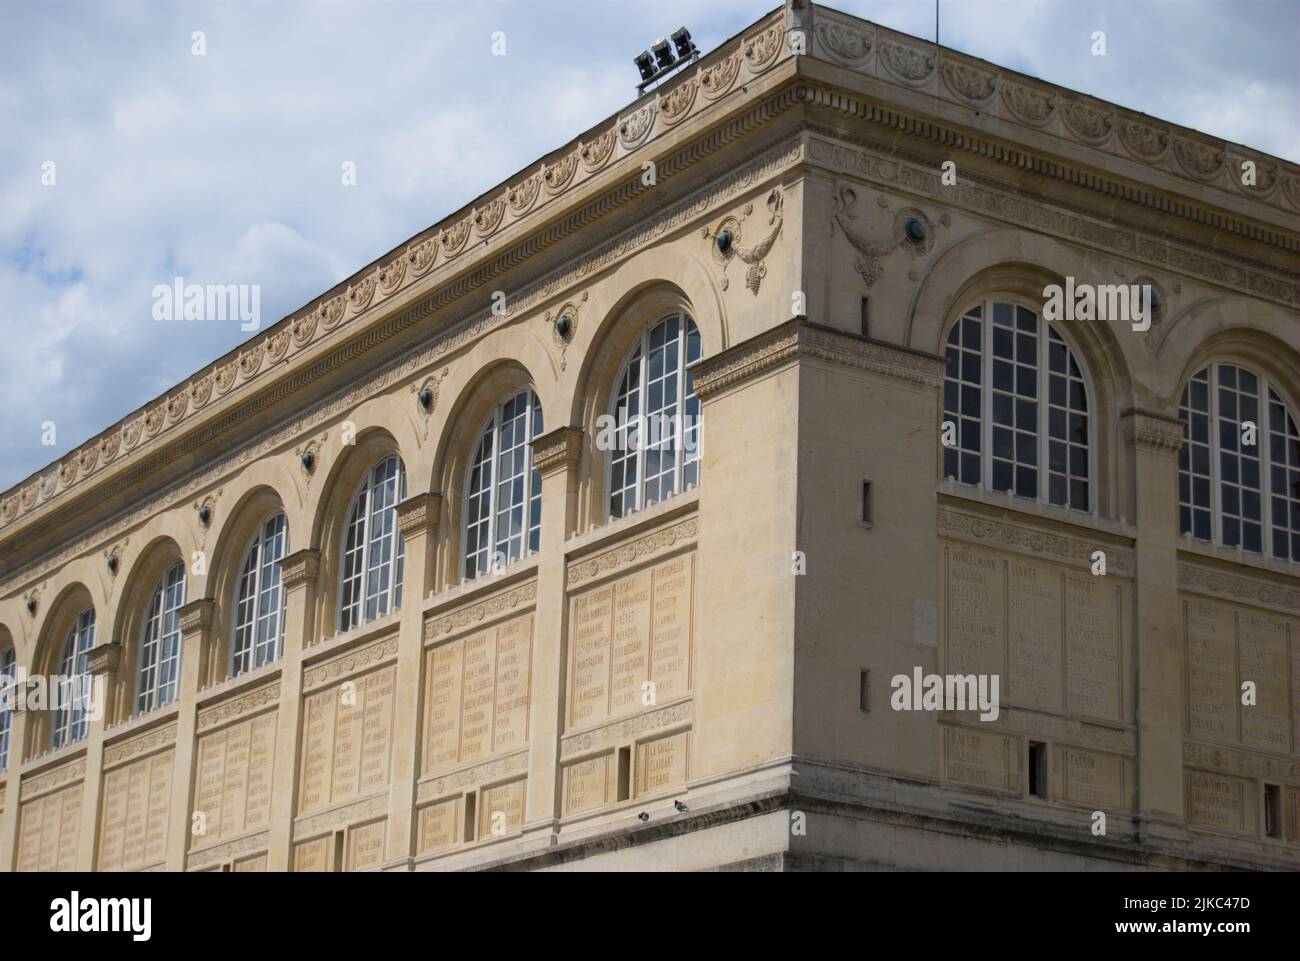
292, 795, 388, 839
416, 750, 529, 803
302, 635, 399, 691
186, 831, 269, 870
1177, 564, 1300, 612
878, 39, 934, 85
567, 517, 699, 585
561, 701, 693, 756
704, 187, 784, 293
1000, 80, 1056, 127
20, 759, 86, 801
196, 682, 280, 731
1172, 138, 1225, 182
103, 723, 178, 767
937, 507, 1136, 577
424, 581, 538, 641
815, 20, 873, 68
941, 61, 997, 103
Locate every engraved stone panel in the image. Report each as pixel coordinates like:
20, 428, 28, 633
942, 725, 1021, 794
943, 546, 1004, 678
478, 779, 526, 837
1185, 598, 1238, 742
416, 797, 462, 855
421, 613, 534, 776
299, 663, 395, 814
636, 731, 689, 796
347, 820, 386, 870
562, 753, 615, 815
234, 853, 268, 872
17, 782, 83, 872
293, 836, 332, 872
1055, 745, 1133, 810
99, 748, 173, 871
567, 553, 695, 730
1064, 574, 1123, 721
1007, 560, 1061, 710
1238, 610, 1290, 752
191, 709, 277, 847
1185, 770, 1255, 833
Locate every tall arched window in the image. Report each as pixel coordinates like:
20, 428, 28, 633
340, 454, 406, 631
464, 390, 543, 579
138, 563, 186, 713
0, 645, 15, 770
232, 512, 288, 675
1178, 364, 1300, 561
942, 301, 1092, 511
609, 314, 702, 518
52, 606, 96, 746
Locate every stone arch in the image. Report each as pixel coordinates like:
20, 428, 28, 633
431, 357, 544, 593
108, 535, 187, 725
1161, 299, 1300, 407
307, 426, 405, 644
916, 234, 1136, 520
26, 579, 97, 756
204, 483, 290, 687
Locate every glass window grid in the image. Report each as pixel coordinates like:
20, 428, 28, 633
943, 300, 1092, 512
232, 512, 288, 676
52, 607, 96, 747
463, 390, 544, 579
1179, 365, 1300, 561
138, 563, 186, 714
0, 646, 13, 769
609, 315, 702, 519
339, 456, 406, 631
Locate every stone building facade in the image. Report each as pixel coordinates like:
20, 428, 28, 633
0, 2, 1297, 871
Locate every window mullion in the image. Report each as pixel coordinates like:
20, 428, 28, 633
1209, 366, 1222, 545
1038, 314, 1049, 506
674, 314, 686, 495
637, 329, 649, 512
982, 300, 994, 492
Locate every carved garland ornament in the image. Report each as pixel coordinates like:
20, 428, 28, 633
196, 682, 280, 731
937, 509, 1136, 576
567, 517, 698, 586
814, 20, 874, 68
704, 187, 784, 293
877, 39, 934, 85
302, 635, 399, 691
941, 61, 997, 104
424, 581, 538, 642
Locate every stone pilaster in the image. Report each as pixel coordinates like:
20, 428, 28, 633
162, 598, 213, 871
0, 696, 29, 871
383, 493, 441, 867
265, 547, 319, 871
71, 637, 121, 870
519, 426, 584, 849
1122, 408, 1188, 838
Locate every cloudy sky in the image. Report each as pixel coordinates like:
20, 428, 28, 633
1, 0, 1296, 492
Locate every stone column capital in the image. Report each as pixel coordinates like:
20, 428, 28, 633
532, 426, 583, 478
84, 640, 122, 677
396, 492, 442, 539
1121, 407, 1184, 455
279, 548, 321, 590
177, 598, 215, 637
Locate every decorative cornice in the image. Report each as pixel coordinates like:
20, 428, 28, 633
561, 701, 693, 757
1177, 562, 1299, 613
302, 634, 398, 691
293, 794, 388, 839
1121, 408, 1185, 454
1182, 741, 1300, 784
396, 492, 441, 539
186, 831, 269, 870
567, 516, 699, 586
0, 9, 795, 539
424, 581, 537, 644
416, 750, 529, 804
177, 598, 215, 636
103, 722, 177, 768
937, 506, 1136, 577
0, 134, 804, 596
692, 320, 945, 400
20, 758, 85, 801
279, 548, 321, 590
531, 426, 583, 478
196, 682, 280, 731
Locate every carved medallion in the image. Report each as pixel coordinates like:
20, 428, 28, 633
878, 39, 934, 85
942, 61, 997, 104
815, 21, 874, 68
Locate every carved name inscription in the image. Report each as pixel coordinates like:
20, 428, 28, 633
942, 542, 1127, 722
416, 797, 462, 855
1238, 611, 1289, 752
299, 664, 396, 813
234, 854, 268, 872
422, 613, 534, 776
478, 779, 526, 837
17, 783, 83, 872
1185, 770, 1253, 833
347, 820, 386, 870
99, 749, 173, 870
562, 753, 615, 815
943, 725, 1020, 793
191, 711, 276, 847
293, 836, 332, 872
1185, 599, 1237, 741
1056, 746, 1132, 810
567, 553, 694, 729
635, 731, 689, 796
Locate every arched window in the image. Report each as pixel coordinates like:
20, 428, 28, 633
463, 390, 543, 579
52, 607, 96, 747
609, 314, 702, 518
942, 301, 1092, 511
1178, 364, 1300, 561
232, 512, 288, 675
138, 562, 186, 713
0, 645, 15, 769
340, 454, 406, 631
